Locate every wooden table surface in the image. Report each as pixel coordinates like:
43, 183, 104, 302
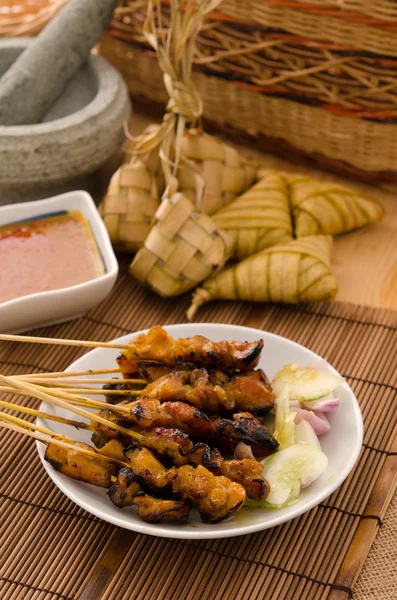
101, 112, 396, 311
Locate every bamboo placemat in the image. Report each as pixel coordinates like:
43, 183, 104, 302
0, 255, 396, 600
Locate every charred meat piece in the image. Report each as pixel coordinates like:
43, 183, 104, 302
45, 439, 118, 488
215, 412, 279, 455
125, 447, 173, 494
122, 447, 245, 523
218, 459, 269, 502
121, 428, 269, 501
118, 326, 263, 374
108, 468, 190, 522
141, 368, 274, 413
171, 464, 245, 523
134, 496, 191, 523
125, 398, 278, 452
108, 467, 143, 507
138, 361, 173, 382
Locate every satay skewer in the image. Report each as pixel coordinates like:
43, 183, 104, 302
15, 368, 123, 379
13, 377, 146, 386
0, 375, 142, 440
0, 333, 128, 350
0, 418, 128, 466
0, 399, 89, 429
0, 385, 131, 413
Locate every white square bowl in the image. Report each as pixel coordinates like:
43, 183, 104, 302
0, 191, 119, 333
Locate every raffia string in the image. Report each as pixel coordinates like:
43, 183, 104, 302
140, 0, 222, 199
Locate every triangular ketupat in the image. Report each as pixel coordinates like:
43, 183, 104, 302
187, 236, 338, 319
285, 173, 384, 237
212, 170, 293, 260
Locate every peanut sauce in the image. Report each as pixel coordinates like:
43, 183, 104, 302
0, 211, 104, 304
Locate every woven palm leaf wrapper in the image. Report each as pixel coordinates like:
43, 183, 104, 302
187, 236, 337, 319
178, 128, 257, 215
100, 124, 165, 251
129, 0, 234, 296
130, 191, 232, 296
101, 0, 257, 254
212, 170, 293, 260
284, 173, 384, 237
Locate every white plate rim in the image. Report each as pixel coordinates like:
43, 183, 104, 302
37, 323, 364, 540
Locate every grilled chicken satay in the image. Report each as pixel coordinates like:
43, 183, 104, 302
93, 425, 269, 501
109, 447, 245, 523
118, 326, 264, 374
141, 367, 274, 413
45, 439, 118, 488
91, 401, 278, 452
45, 440, 190, 523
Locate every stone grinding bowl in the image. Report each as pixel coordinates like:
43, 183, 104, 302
0, 39, 131, 204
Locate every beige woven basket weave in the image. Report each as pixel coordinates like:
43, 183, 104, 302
99, 0, 397, 182
0, 1, 68, 37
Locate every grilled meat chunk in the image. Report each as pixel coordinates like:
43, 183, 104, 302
134, 496, 191, 523
126, 399, 278, 451
141, 367, 274, 413
171, 464, 245, 523
108, 468, 190, 522
118, 326, 263, 374
45, 439, 117, 488
121, 447, 245, 523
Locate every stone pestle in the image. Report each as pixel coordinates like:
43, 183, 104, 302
0, 0, 118, 126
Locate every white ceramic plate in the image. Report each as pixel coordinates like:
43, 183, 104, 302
37, 324, 363, 540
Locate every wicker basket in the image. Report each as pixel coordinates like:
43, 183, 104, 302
100, 0, 397, 182
0, 1, 68, 37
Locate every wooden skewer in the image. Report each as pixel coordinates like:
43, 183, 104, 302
0, 333, 129, 350
13, 377, 146, 386
34, 387, 142, 396
0, 409, 73, 439
0, 418, 128, 466
0, 399, 89, 429
15, 368, 123, 379
0, 375, 142, 440
0, 384, 131, 414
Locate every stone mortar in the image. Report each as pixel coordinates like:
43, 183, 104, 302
0, 39, 132, 204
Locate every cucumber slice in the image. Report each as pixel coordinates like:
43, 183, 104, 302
272, 363, 344, 401
261, 443, 328, 506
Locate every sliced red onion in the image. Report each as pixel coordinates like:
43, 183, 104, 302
293, 409, 331, 436
302, 397, 340, 412
234, 442, 255, 460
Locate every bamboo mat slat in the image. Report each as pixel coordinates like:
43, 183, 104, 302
0, 254, 396, 600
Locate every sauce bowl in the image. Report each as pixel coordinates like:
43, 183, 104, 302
0, 191, 118, 333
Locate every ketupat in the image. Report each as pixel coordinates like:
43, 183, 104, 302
100, 158, 162, 252
130, 192, 232, 297
100, 123, 165, 252
187, 236, 337, 319
212, 170, 293, 260
285, 173, 384, 237
178, 129, 257, 215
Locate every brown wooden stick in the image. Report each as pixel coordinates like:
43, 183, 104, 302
0, 400, 89, 429
0, 384, 131, 414
0, 375, 142, 440
0, 333, 129, 350
37, 387, 141, 396
35, 386, 132, 414
15, 368, 122, 379
0, 409, 72, 439
14, 377, 146, 386
0, 418, 128, 466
